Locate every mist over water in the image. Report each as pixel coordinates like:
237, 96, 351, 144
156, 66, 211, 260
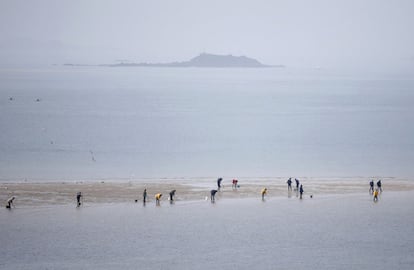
1, 67, 414, 181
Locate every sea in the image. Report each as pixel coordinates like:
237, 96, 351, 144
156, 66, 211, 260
1, 192, 413, 270
1, 67, 414, 269
0, 66, 414, 182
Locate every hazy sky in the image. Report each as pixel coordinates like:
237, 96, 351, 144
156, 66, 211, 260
0, 0, 413, 72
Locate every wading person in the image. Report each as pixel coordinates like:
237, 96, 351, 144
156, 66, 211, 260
299, 185, 304, 199
287, 178, 292, 191
155, 193, 162, 205
210, 190, 218, 202
143, 189, 147, 204
369, 180, 374, 194
373, 188, 379, 202
232, 179, 238, 189
261, 188, 267, 200
217, 178, 223, 191
76, 192, 82, 207
169, 190, 176, 202
377, 180, 382, 193
6, 196, 15, 209
295, 178, 300, 191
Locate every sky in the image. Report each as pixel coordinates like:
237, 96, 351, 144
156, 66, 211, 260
0, 0, 413, 72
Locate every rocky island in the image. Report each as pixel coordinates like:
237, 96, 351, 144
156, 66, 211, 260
111, 53, 276, 68
64, 53, 283, 68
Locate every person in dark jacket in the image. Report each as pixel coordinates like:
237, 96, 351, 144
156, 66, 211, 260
76, 192, 82, 207
217, 178, 223, 190
210, 190, 218, 202
169, 190, 176, 202
287, 178, 292, 191
377, 180, 382, 193
369, 180, 374, 194
143, 189, 147, 204
6, 196, 15, 209
299, 185, 304, 199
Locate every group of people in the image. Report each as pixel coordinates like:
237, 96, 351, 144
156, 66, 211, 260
370, 179, 383, 202
4, 178, 385, 208
210, 178, 238, 202
286, 178, 300, 191
286, 178, 304, 199
73, 178, 380, 206
74, 188, 178, 207
141, 189, 177, 205
213, 177, 306, 202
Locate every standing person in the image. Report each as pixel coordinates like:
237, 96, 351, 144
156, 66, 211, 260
169, 190, 176, 202
373, 188, 379, 202
6, 196, 15, 209
155, 193, 162, 205
369, 180, 374, 194
287, 178, 292, 191
76, 192, 82, 207
377, 180, 382, 193
299, 185, 304, 199
210, 190, 218, 202
232, 179, 238, 189
143, 189, 147, 204
217, 178, 223, 191
295, 178, 300, 191
261, 188, 267, 200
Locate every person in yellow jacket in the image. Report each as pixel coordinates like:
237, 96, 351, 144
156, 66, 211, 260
261, 188, 267, 200
373, 189, 379, 202
155, 193, 162, 205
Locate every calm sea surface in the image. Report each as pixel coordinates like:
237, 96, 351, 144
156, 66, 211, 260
1, 192, 414, 270
0, 67, 413, 181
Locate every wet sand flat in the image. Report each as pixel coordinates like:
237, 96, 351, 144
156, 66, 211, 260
1, 177, 413, 207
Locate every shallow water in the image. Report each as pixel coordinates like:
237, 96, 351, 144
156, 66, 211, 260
1, 67, 414, 181
1, 191, 413, 269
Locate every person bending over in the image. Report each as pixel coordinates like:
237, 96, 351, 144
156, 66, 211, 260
261, 188, 267, 200
210, 190, 218, 202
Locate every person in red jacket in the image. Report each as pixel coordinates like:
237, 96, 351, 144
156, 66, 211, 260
232, 179, 238, 189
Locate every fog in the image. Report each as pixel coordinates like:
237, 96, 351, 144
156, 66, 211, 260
0, 0, 413, 73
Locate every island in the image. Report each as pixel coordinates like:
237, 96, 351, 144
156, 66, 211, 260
64, 53, 285, 68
